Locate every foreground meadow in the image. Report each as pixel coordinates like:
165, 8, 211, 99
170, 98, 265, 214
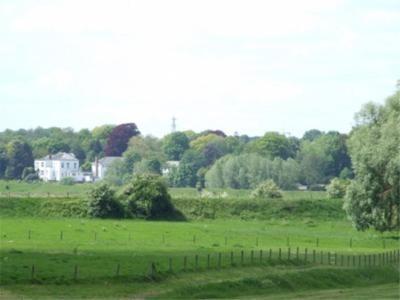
0, 188, 399, 299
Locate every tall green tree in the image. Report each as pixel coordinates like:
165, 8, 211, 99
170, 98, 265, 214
162, 132, 189, 160
344, 90, 399, 232
5, 140, 34, 179
251, 132, 291, 159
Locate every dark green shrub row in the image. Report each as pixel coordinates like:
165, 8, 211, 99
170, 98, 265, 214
0, 196, 345, 220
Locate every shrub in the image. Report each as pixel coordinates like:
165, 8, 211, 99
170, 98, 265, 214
88, 184, 124, 218
327, 178, 349, 199
251, 179, 282, 199
123, 174, 176, 219
60, 177, 75, 185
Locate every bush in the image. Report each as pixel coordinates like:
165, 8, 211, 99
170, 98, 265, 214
251, 179, 282, 199
88, 184, 124, 218
327, 178, 349, 199
123, 174, 176, 219
24, 173, 39, 182
60, 177, 75, 185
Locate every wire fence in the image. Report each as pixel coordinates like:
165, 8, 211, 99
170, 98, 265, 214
12, 248, 400, 284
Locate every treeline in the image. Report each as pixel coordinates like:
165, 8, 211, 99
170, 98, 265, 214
0, 121, 352, 189
0, 124, 138, 180
99, 128, 352, 189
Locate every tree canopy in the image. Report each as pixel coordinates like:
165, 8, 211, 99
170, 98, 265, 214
344, 90, 400, 232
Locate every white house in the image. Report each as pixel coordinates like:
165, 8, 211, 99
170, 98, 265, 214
92, 156, 122, 180
35, 152, 82, 182
162, 160, 180, 176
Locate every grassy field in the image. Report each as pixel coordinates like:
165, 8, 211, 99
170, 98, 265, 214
0, 216, 398, 298
0, 180, 326, 200
0, 182, 398, 299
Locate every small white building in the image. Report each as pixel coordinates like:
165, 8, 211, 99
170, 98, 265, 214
92, 156, 122, 180
162, 160, 180, 176
35, 152, 81, 182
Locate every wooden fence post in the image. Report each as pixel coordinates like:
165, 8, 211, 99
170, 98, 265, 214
305, 248, 308, 262
320, 251, 323, 264
207, 254, 210, 269
31, 264, 35, 280
269, 249, 272, 260
116, 264, 120, 276
231, 251, 234, 266
241, 250, 244, 265
259, 250, 263, 263
279, 248, 282, 260
296, 247, 299, 261
347, 255, 350, 266
334, 253, 337, 265
149, 262, 156, 278
195, 254, 199, 269
288, 247, 291, 260
251, 250, 254, 264
74, 264, 78, 280
340, 254, 343, 266
352, 255, 355, 267
313, 249, 316, 263
328, 252, 331, 265
358, 255, 361, 267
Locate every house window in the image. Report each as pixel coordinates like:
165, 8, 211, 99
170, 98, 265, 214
61, 163, 64, 168
66, 162, 70, 168
41, 162, 44, 167
40, 170, 44, 175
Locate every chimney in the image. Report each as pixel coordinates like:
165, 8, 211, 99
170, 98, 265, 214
95, 156, 99, 178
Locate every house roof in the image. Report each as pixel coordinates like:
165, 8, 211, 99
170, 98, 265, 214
38, 152, 77, 161
97, 156, 122, 167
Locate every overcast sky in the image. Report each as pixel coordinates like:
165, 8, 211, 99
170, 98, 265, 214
0, 0, 399, 137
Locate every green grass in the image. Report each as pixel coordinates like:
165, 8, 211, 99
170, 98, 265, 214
1, 266, 398, 299
0, 180, 92, 198
0, 216, 397, 286
0, 182, 398, 299
0, 180, 325, 200
157, 266, 399, 299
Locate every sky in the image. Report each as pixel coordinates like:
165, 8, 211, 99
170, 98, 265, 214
0, 0, 399, 137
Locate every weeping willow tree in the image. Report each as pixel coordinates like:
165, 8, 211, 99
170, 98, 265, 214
344, 88, 400, 232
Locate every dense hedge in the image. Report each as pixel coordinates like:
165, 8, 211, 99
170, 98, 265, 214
172, 197, 345, 220
0, 196, 345, 220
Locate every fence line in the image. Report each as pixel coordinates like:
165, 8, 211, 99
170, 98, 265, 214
20, 248, 399, 283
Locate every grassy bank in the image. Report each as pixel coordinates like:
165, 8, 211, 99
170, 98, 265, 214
1, 265, 398, 299
0, 194, 341, 220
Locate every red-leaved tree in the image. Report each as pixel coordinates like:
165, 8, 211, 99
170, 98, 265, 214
105, 123, 140, 156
